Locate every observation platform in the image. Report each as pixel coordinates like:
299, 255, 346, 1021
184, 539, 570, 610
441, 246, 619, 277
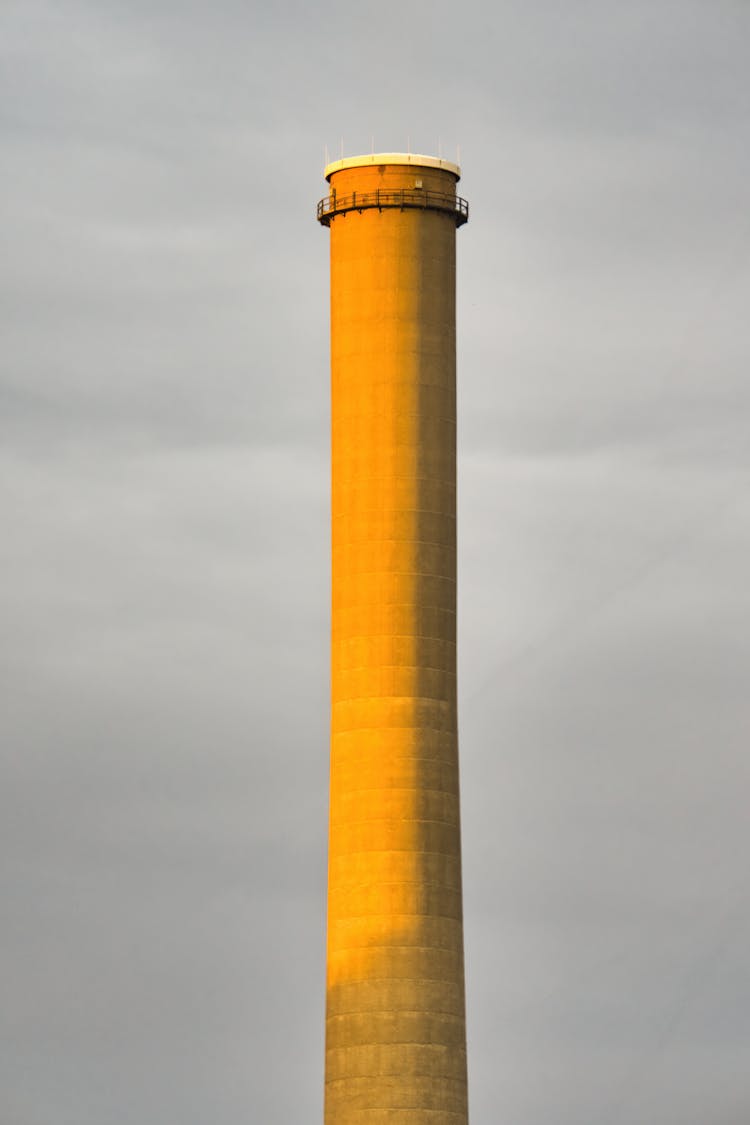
317, 188, 469, 226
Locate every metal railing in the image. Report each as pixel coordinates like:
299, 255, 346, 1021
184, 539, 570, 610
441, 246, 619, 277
317, 188, 469, 227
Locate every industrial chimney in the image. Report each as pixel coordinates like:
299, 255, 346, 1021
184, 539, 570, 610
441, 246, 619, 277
317, 152, 469, 1125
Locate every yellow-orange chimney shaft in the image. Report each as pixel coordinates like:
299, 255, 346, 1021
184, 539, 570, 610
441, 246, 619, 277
317, 153, 469, 1125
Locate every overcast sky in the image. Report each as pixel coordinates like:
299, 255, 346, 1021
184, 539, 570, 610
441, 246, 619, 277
2, 1, 749, 1122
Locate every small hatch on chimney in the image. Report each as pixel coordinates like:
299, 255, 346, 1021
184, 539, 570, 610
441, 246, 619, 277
415, 178, 423, 188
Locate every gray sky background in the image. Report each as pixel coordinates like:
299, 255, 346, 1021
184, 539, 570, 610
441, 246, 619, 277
2, 1, 749, 1122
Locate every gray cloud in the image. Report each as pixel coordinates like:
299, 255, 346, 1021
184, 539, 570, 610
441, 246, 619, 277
2, 0, 749, 1122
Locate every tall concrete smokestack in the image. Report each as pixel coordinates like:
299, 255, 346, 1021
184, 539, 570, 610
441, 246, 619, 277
317, 153, 469, 1125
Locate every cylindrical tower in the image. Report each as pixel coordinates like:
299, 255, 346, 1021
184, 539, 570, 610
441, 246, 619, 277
317, 153, 469, 1125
